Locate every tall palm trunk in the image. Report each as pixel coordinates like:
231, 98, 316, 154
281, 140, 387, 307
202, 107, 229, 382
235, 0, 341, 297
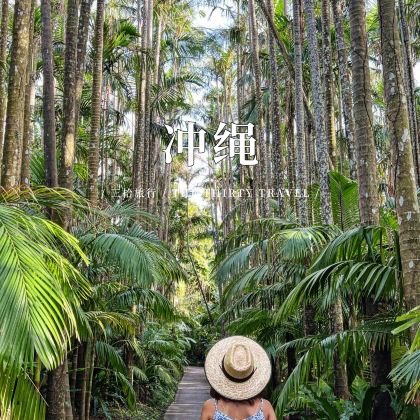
133, 0, 149, 200
78, 341, 91, 420
48, 0, 80, 417
349, 1, 394, 418
256, 0, 314, 128
331, 0, 356, 180
293, 0, 308, 226
321, 0, 337, 169
248, 0, 267, 217
85, 341, 95, 419
397, 0, 419, 186
143, 0, 154, 211
0, 0, 32, 188
285, 80, 296, 212
47, 360, 67, 419
59, 0, 78, 194
348, 0, 379, 224
87, 0, 105, 206
21, 0, 37, 186
150, 14, 163, 214
236, 1, 247, 223
268, 0, 284, 217
379, 0, 420, 314
0, 0, 8, 178
304, 0, 349, 398
41, 0, 58, 187
303, 0, 333, 225
324, 2, 352, 394
75, 0, 93, 132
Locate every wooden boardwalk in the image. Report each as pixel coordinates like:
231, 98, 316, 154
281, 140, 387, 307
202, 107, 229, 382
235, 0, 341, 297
164, 366, 210, 419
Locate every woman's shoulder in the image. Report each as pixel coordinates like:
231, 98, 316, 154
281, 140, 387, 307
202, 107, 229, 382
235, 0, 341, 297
201, 398, 216, 419
261, 399, 276, 419
203, 398, 215, 408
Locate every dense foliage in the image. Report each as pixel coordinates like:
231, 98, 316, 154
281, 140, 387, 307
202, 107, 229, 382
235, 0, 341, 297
0, 0, 418, 419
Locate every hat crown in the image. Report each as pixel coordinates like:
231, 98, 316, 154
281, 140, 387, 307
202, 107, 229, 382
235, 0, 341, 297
223, 343, 255, 380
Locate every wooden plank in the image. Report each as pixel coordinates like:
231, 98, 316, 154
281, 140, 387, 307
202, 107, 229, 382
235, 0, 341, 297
164, 366, 210, 419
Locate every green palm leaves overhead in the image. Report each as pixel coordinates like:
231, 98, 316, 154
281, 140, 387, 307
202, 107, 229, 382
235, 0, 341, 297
0, 199, 90, 418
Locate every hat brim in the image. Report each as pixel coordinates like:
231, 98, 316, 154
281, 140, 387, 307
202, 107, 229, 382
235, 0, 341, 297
204, 336, 271, 401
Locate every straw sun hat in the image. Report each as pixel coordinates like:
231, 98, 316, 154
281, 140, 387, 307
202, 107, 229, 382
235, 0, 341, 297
204, 336, 272, 401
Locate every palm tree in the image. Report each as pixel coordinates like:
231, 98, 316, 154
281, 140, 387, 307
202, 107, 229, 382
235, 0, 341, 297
133, 0, 154, 208
41, 0, 58, 187
321, 0, 337, 169
348, 2, 393, 416
75, 0, 93, 132
378, 0, 420, 314
348, 0, 379, 224
293, 0, 308, 226
87, 0, 105, 205
267, 0, 284, 217
21, 0, 37, 186
248, 0, 267, 217
1, 0, 32, 188
0, 0, 8, 176
303, 0, 333, 225
397, 0, 420, 186
59, 0, 79, 193
47, 0, 81, 415
331, 0, 356, 180
0, 189, 90, 419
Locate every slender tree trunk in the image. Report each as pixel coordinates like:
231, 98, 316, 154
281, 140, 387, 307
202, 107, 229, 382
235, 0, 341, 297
0, 0, 9, 178
59, 0, 78, 195
132, 0, 148, 197
304, 0, 348, 398
397, 0, 420, 187
21, 0, 37, 186
330, 298, 350, 398
0, 0, 32, 188
64, 364, 74, 420
46, 360, 67, 419
74, 343, 85, 418
85, 342, 95, 419
159, 162, 171, 240
285, 81, 296, 212
143, 0, 154, 211
293, 0, 308, 226
70, 345, 79, 411
256, 0, 314, 127
348, 0, 379, 224
303, 0, 333, 225
268, 0, 284, 217
321, 0, 337, 169
249, 0, 267, 216
87, 0, 105, 205
78, 341, 91, 420
349, 2, 394, 418
379, 0, 420, 313
41, 0, 58, 187
366, 301, 395, 419
331, 0, 356, 180
75, 0, 93, 132
236, 0, 247, 223
48, 1, 79, 416
150, 14, 163, 214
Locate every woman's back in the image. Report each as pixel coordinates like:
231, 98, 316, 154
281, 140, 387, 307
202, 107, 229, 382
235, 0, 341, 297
201, 397, 275, 420
214, 398, 265, 420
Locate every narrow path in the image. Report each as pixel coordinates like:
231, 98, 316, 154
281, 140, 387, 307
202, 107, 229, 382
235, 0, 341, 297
164, 366, 210, 419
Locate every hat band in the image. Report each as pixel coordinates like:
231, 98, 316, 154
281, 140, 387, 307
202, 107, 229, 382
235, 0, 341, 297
220, 356, 257, 383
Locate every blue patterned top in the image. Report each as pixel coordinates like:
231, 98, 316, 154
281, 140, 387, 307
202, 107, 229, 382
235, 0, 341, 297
213, 399, 265, 420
